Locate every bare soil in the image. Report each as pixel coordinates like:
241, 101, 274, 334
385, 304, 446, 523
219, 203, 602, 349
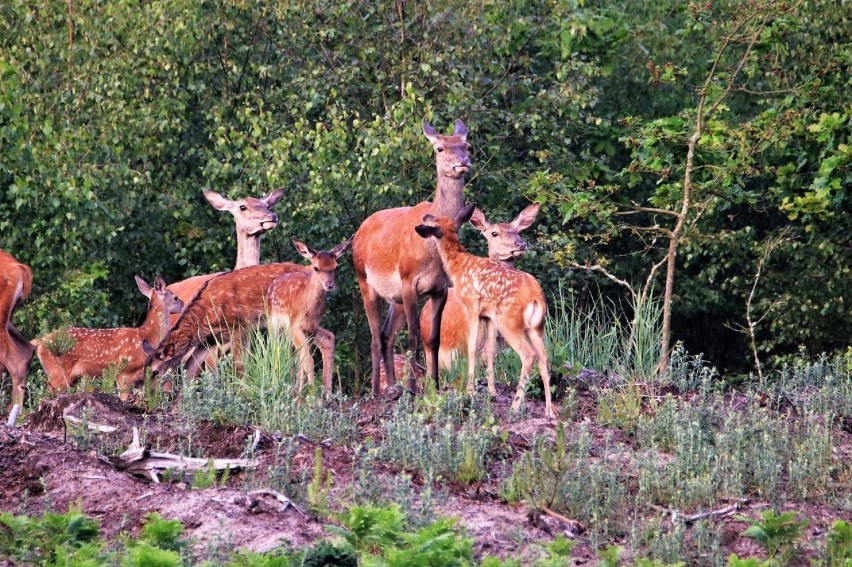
1, 389, 850, 565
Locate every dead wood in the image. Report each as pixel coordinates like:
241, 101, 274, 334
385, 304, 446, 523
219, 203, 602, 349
110, 427, 256, 483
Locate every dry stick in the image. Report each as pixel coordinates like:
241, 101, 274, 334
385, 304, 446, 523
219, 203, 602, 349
542, 506, 584, 534
651, 498, 749, 526
248, 489, 307, 518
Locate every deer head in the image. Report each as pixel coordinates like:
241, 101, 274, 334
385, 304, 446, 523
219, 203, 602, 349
135, 275, 184, 319
423, 119, 471, 180
292, 237, 353, 292
469, 203, 540, 262
203, 188, 284, 237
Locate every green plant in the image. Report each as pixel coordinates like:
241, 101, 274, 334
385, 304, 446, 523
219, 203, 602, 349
534, 535, 577, 567
307, 447, 333, 517
738, 510, 809, 566
329, 504, 405, 553
300, 540, 356, 567
826, 520, 852, 567
41, 325, 77, 357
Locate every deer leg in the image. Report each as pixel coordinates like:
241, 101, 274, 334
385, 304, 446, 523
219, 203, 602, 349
358, 278, 386, 396
380, 303, 406, 387
427, 287, 448, 391
483, 318, 498, 397
291, 329, 313, 394
313, 328, 335, 395
500, 327, 537, 414
528, 327, 555, 419
400, 285, 422, 393
464, 312, 480, 396
4, 331, 34, 407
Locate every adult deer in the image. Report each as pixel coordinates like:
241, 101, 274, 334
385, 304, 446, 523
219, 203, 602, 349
167, 188, 285, 309
415, 203, 555, 419
167, 188, 284, 375
143, 262, 305, 378
419, 203, 540, 386
34, 276, 184, 398
268, 237, 352, 394
353, 119, 471, 395
0, 250, 35, 407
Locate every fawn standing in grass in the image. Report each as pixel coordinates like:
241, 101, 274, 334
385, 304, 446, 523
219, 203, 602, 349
419, 203, 540, 384
415, 203, 555, 419
34, 276, 184, 399
268, 237, 352, 394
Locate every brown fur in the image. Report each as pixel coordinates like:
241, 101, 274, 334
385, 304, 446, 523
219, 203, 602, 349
268, 238, 352, 394
415, 205, 555, 419
35, 276, 183, 398
0, 249, 35, 407
145, 262, 305, 376
420, 203, 540, 379
352, 119, 471, 394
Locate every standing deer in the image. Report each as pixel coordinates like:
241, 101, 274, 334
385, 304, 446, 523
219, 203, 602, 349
167, 187, 285, 310
143, 262, 305, 377
0, 250, 35, 407
34, 276, 184, 398
353, 119, 471, 395
419, 203, 540, 387
167, 188, 284, 375
414, 203, 555, 419
268, 237, 352, 394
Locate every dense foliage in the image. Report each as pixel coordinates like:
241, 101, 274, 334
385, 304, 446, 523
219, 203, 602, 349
1, 0, 848, 384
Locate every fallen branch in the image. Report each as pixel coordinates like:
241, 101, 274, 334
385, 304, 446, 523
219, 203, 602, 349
541, 506, 584, 536
248, 489, 307, 518
111, 427, 256, 482
63, 415, 118, 433
651, 499, 749, 525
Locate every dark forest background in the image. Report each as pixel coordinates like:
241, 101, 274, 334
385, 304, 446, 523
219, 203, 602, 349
1, 0, 848, 387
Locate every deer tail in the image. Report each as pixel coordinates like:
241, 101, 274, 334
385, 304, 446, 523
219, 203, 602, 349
523, 300, 545, 330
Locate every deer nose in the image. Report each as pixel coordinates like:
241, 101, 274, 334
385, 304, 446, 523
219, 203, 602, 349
325, 281, 336, 291
269, 212, 279, 223
519, 241, 529, 250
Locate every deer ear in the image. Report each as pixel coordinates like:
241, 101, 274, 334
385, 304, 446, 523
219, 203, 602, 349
163, 344, 175, 358
454, 202, 477, 228
423, 120, 439, 143
330, 238, 353, 259
421, 213, 439, 225
142, 339, 156, 356
415, 225, 443, 239
513, 202, 541, 232
135, 276, 153, 298
469, 207, 488, 232
453, 119, 468, 141
153, 276, 167, 292
263, 187, 285, 207
203, 189, 233, 211
292, 237, 315, 260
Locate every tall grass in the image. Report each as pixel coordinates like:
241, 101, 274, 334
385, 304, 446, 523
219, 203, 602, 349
546, 285, 662, 381
179, 327, 358, 442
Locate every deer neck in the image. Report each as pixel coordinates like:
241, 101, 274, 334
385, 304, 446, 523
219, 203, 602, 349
235, 234, 262, 269
139, 299, 168, 343
433, 233, 469, 283
431, 175, 466, 218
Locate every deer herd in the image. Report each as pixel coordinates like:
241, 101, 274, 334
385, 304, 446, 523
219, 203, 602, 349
1, 119, 557, 420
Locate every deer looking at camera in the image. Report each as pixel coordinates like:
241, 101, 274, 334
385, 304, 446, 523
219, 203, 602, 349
143, 262, 305, 378
415, 203, 555, 419
353, 119, 471, 395
268, 237, 352, 394
34, 276, 183, 398
419, 203, 540, 386
0, 250, 35, 407
167, 188, 284, 375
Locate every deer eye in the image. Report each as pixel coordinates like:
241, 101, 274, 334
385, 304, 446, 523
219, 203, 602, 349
437, 147, 445, 153
239, 205, 247, 211
314, 266, 319, 272
491, 231, 499, 237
